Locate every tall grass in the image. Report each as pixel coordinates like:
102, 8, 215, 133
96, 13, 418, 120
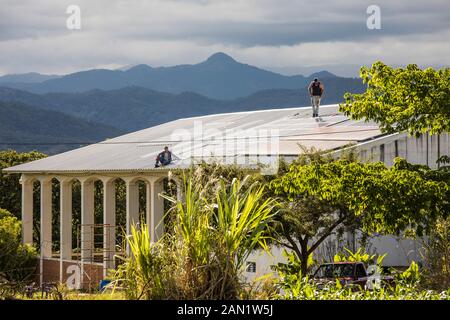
113, 223, 167, 299
421, 217, 450, 290
213, 178, 276, 298
114, 175, 278, 299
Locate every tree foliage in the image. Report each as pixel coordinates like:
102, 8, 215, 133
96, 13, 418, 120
269, 152, 449, 275
333, 247, 386, 266
0, 150, 47, 217
340, 61, 450, 136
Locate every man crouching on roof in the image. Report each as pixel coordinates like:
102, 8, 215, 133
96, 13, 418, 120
155, 146, 172, 167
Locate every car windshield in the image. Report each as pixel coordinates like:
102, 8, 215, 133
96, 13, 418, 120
314, 264, 355, 278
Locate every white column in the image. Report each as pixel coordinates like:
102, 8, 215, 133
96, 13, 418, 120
80, 178, 95, 285
429, 134, 439, 169
40, 177, 53, 258
125, 178, 139, 255
150, 178, 165, 243
102, 178, 116, 272
398, 137, 407, 159
145, 181, 152, 240
20, 174, 34, 245
59, 178, 73, 283
407, 135, 419, 164
444, 133, 450, 161
175, 178, 184, 202
39, 176, 52, 286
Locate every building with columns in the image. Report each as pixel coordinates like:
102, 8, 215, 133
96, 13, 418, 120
3, 104, 450, 287
17, 173, 168, 289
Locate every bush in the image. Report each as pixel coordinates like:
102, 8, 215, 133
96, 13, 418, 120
0, 208, 37, 282
397, 261, 420, 286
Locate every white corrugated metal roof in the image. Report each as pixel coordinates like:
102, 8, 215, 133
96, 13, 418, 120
3, 104, 387, 173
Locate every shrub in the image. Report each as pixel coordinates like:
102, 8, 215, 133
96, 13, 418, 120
397, 261, 420, 286
0, 208, 37, 282
276, 270, 449, 300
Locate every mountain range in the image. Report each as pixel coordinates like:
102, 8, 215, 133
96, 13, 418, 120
0, 100, 122, 154
0, 72, 60, 84
0, 75, 363, 132
0, 52, 365, 154
1, 53, 337, 100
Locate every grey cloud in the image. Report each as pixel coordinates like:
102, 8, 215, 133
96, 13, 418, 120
82, 1, 450, 46
1, 0, 449, 45
0, 0, 448, 75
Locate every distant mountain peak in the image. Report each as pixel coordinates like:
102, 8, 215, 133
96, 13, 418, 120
308, 70, 336, 79
127, 64, 153, 72
205, 52, 237, 64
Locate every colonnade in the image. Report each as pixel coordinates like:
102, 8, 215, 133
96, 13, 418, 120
19, 173, 176, 285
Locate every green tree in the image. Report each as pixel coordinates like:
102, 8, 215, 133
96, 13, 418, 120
0, 149, 47, 217
0, 208, 37, 282
340, 61, 450, 136
269, 153, 448, 275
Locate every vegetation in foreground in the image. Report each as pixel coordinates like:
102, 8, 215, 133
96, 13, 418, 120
113, 176, 277, 299
276, 271, 450, 300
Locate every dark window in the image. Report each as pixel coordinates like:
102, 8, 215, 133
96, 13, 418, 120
380, 144, 385, 162
394, 140, 399, 158
314, 264, 355, 278
246, 261, 256, 273
438, 135, 441, 168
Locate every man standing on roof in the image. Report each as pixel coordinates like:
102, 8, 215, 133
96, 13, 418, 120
155, 146, 172, 167
308, 78, 325, 118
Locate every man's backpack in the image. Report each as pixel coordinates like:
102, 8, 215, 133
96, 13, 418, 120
312, 81, 322, 96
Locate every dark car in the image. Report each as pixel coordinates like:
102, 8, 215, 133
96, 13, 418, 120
313, 262, 369, 288
313, 262, 395, 290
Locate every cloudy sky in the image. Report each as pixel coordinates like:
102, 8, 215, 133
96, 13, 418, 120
0, 0, 449, 76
